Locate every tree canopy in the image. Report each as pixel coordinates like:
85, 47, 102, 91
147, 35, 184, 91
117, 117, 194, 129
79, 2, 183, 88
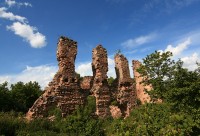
0, 81, 42, 113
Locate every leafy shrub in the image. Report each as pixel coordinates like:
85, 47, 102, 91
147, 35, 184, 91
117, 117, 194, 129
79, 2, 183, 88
104, 103, 194, 135
0, 112, 25, 136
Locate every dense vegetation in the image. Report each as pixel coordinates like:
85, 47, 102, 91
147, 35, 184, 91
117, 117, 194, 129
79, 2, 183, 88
0, 51, 199, 136
0, 81, 42, 113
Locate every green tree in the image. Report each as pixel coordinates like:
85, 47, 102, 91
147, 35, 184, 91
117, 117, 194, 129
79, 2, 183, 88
167, 60, 200, 134
137, 51, 175, 101
0, 82, 13, 111
137, 51, 200, 134
108, 77, 115, 86
105, 103, 194, 135
10, 81, 42, 113
196, 62, 200, 74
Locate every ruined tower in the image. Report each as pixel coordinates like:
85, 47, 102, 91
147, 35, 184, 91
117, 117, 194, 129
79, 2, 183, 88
114, 53, 136, 116
91, 45, 111, 118
132, 60, 151, 104
26, 36, 85, 120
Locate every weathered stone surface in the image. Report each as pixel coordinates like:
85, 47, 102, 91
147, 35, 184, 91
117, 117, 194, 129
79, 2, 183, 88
80, 76, 93, 91
114, 53, 136, 117
132, 60, 151, 104
26, 36, 85, 120
91, 45, 111, 118
109, 105, 122, 119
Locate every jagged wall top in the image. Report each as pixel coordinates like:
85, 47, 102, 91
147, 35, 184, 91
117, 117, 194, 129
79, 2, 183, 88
114, 53, 132, 83
92, 45, 108, 82
56, 36, 78, 81
57, 36, 77, 61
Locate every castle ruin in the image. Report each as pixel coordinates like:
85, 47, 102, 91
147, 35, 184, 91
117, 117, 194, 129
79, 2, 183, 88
27, 36, 151, 120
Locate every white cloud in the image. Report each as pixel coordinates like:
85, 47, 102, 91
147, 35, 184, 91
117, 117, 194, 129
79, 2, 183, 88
0, 2, 46, 48
76, 62, 92, 77
22, 2, 32, 7
121, 33, 156, 48
0, 58, 135, 89
164, 38, 191, 56
181, 53, 200, 71
5, 0, 32, 7
7, 22, 47, 48
0, 76, 11, 83
0, 65, 58, 89
177, 29, 200, 46
5, 0, 16, 7
108, 57, 116, 78
159, 37, 199, 71
124, 50, 137, 55
0, 7, 27, 23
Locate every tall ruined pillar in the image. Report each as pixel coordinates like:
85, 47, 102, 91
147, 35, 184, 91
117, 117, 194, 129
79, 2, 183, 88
132, 60, 151, 104
26, 36, 85, 120
91, 45, 111, 118
114, 53, 136, 116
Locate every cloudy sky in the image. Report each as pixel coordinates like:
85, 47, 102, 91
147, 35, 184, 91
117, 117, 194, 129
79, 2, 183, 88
0, 0, 200, 88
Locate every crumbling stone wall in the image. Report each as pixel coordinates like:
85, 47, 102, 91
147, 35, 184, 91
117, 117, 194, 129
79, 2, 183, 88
114, 53, 136, 116
132, 60, 151, 104
26, 36, 85, 120
80, 76, 93, 96
91, 45, 111, 118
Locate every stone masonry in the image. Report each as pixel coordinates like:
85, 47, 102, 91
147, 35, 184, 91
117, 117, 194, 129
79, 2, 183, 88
132, 60, 151, 104
80, 76, 93, 95
91, 45, 111, 118
114, 53, 136, 116
26, 36, 85, 120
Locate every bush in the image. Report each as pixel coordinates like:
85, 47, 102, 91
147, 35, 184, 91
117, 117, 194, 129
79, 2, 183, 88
104, 103, 194, 135
0, 112, 26, 136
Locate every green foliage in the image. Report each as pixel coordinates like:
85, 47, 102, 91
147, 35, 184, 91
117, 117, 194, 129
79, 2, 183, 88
137, 51, 200, 134
47, 106, 62, 120
10, 81, 42, 113
0, 111, 26, 136
105, 103, 194, 136
55, 96, 104, 135
0, 81, 42, 113
167, 60, 200, 134
16, 130, 63, 136
0, 96, 104, 136
137, 51, 175, 101
136, 98, 142, 106
196, 62, 200, 74
0, 82, 13, 111
75, 72, 83, 82
111, 100, 118, 106
108, 76, 115, 86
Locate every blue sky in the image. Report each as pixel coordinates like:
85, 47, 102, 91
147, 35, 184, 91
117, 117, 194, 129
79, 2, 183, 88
0, 0, 200, 88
